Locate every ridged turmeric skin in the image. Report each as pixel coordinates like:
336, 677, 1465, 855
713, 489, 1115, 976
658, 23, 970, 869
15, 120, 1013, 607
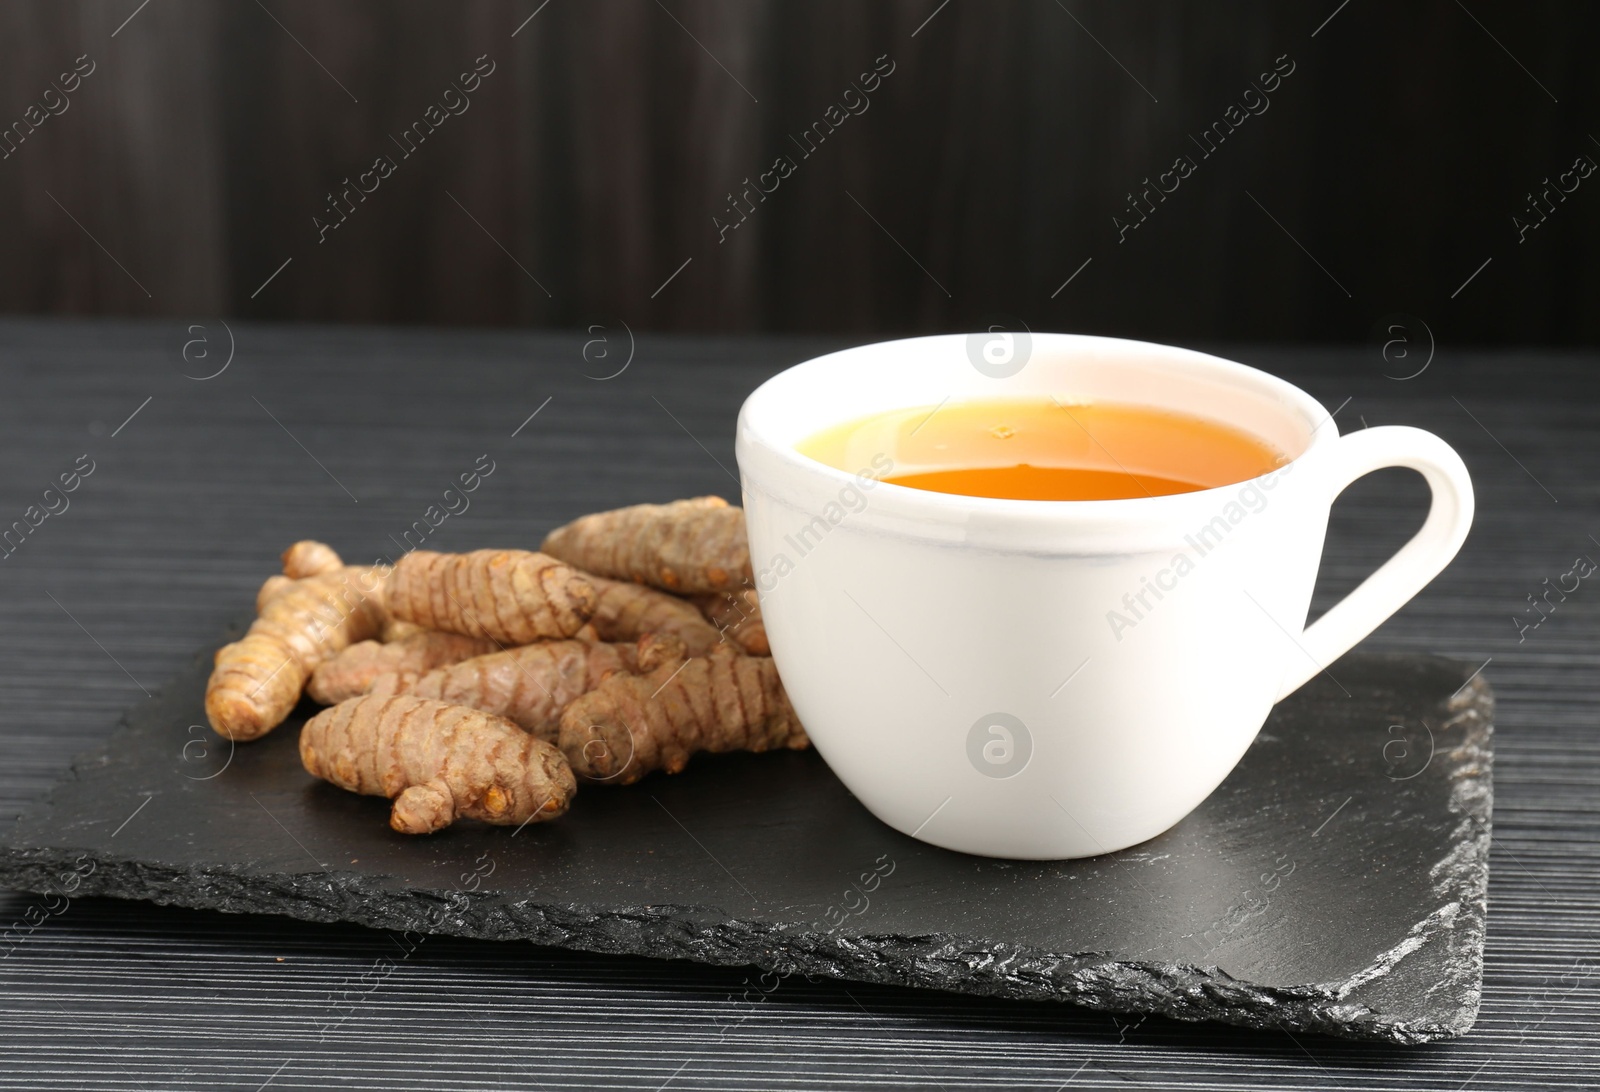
382, 639, 635, 741
691, 587, 768, 655
560, 646, 807, 784
385, 549, 596, 645
300, 694, 576, 834
587, 575, 723, 654
308, 631, 500, 705
542, 497, 752, 594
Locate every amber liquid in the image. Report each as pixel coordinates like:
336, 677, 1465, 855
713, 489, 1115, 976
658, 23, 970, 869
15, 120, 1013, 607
798, 397, 1287, 501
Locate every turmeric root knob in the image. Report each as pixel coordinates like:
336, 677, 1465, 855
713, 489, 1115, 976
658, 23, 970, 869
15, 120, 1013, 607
299, 694, 577, 834
541, 497, 752, 594
207, 565, 389, 741
385, 549, 596, 645
380, 619, 426, 643
559, 646, 806, 784
256, 574, 294, 613
281, 540, 344, 580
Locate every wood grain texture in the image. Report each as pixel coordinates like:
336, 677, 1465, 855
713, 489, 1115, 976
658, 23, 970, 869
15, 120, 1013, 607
0, 318, 1595, 1087
2, 1, 1598, 342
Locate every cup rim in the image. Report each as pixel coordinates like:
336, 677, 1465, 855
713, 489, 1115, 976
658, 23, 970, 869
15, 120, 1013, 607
735, 332, 1338, 533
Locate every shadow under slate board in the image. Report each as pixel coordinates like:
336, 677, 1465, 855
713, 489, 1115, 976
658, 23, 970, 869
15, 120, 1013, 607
0, 636, 1492, 1044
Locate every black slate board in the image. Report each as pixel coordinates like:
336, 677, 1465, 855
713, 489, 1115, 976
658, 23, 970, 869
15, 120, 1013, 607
0, 640, 1492, 1044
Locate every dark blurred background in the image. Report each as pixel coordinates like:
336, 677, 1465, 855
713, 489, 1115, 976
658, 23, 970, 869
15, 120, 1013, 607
2, 0, 1596, 343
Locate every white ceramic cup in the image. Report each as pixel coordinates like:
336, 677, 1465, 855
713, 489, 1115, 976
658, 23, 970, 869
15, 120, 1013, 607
735, 333, 1474, 860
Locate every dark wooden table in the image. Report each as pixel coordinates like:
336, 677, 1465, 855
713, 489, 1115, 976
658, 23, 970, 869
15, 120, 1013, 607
1, 318, 1594, 1090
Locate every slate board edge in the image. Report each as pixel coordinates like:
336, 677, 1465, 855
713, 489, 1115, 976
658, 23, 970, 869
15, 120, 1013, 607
0, 671, 1494, 1045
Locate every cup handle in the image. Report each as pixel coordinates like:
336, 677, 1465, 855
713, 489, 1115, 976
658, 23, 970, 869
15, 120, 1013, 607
1275, 425, 1475, 702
